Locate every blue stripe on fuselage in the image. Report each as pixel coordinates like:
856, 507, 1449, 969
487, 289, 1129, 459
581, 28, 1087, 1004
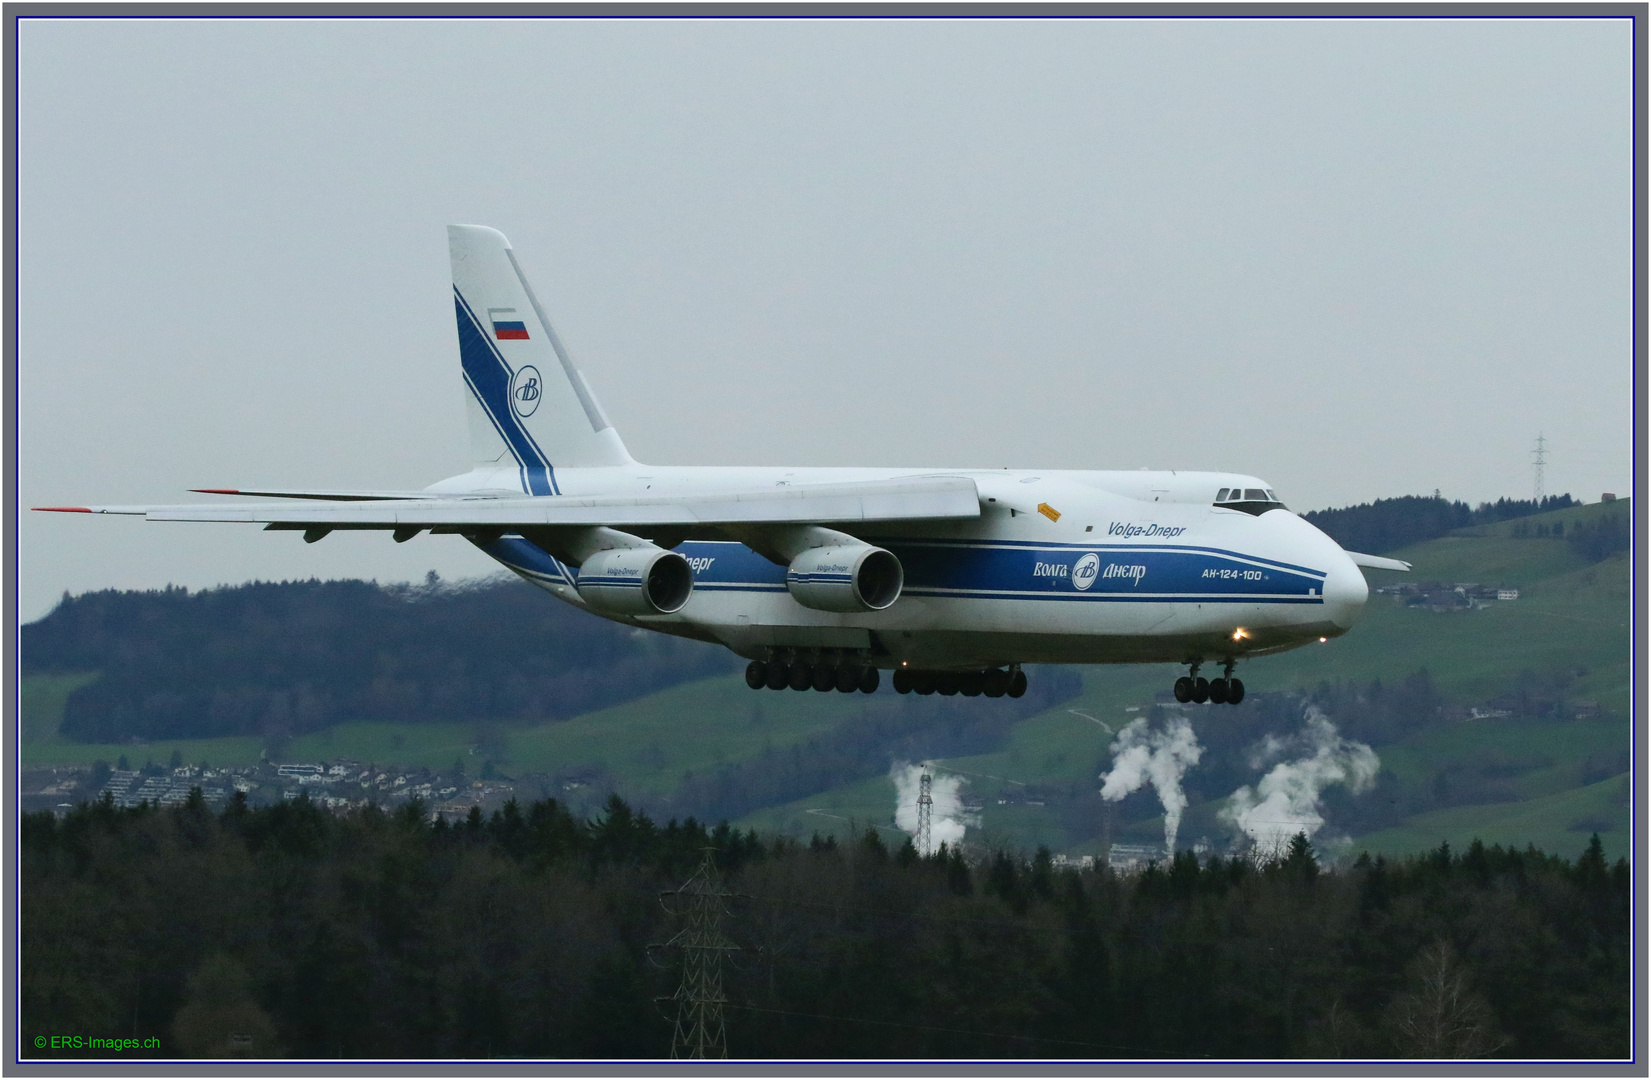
884, 542, 1323, 601
476, 537, 1328, 606
872, 537, 1327, 580
676, 539, 1325, 603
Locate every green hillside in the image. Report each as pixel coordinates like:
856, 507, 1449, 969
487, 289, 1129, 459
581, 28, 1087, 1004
1351, 772, 1629, 862
23, 500, 1632, 861
19, 673, 99, 744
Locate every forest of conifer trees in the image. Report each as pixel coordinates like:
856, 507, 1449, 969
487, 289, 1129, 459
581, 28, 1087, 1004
21, 793, 1629, 1061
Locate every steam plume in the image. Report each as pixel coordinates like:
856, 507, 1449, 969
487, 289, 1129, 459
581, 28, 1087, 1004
1099, 717, 1203, 854
892, 763, 975, 850
1221, 707, 1379, 855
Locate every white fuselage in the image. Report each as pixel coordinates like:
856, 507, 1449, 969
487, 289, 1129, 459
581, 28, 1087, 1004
433, 464, 1369, 671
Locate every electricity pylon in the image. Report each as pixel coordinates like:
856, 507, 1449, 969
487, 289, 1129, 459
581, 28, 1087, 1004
661, 848, 737, 1059
1532, 433, 1548, 503
917, 769, 934, 857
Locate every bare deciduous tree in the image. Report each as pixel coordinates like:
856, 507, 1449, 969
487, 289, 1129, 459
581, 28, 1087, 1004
1387, 942, 1509, 1058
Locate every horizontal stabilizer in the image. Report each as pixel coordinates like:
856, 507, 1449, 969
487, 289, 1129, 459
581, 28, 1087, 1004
1346, 551, 1412, 572
188, 488, 478, 502
38, 476, 982, 530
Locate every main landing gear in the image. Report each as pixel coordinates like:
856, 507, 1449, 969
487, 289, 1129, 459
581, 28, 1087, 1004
1173, 658, 1244, 706
743, 654, 1031, 700
891, 665, 1027, 699
745, 655, 880, 694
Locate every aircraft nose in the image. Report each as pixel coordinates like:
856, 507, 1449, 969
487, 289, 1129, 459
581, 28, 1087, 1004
1321, 552, 1369, 630
1267, 510, 1369, 632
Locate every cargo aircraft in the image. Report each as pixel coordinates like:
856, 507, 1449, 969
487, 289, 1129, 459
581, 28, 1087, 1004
40, 226, 1409, 704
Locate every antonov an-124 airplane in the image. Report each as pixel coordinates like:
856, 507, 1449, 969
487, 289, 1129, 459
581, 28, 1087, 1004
41, 225, 1410, 704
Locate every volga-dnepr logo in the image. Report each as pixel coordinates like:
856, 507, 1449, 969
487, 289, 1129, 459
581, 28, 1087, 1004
1036, 552, 1148, 590
510, 365, 542, 418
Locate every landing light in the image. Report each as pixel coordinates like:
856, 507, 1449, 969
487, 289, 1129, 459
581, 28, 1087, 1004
1319, 636, 1328, 643
1231, 628, 1248, 642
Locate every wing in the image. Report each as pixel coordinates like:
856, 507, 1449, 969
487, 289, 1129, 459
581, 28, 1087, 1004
37, 476, 982, 531
1345, 551, 1412, 572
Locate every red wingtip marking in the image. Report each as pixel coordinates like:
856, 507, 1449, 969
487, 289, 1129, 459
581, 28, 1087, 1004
34, 506, 92, 513
191, 488, 240, 495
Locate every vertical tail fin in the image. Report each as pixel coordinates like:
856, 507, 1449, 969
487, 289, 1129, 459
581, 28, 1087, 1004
448, 224, 633, 492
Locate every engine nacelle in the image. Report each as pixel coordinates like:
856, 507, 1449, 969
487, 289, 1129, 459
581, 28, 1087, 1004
786, 544, 903, 612
575, 546, 694, 616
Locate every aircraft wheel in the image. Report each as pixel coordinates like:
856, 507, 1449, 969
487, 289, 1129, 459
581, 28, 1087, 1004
960, 672, 984, 697
812, 665, 836, 692
1227, 678, 1245, 705
914, 672, 937, 695
1173, 676, 1193, 703
745, 661, 767, 689
1007, 670, 1028, 698
983, 669, 1010, 698
789, 663, 813, 691
1191, 677, 1210, 704
766, 662, 790, 691
936, 673, 960, 696
893, 669, 914, 694
835, 667, 859, 693
1209, 678, 1229, 704
859, 668, 880, 694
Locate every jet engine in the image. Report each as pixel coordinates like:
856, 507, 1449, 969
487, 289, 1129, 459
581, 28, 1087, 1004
786, 544, 903, 612
575, 545, 694, 615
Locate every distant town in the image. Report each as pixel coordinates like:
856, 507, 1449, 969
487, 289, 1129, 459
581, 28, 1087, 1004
1374, 580, 1520, 611
21, 756, 523, 822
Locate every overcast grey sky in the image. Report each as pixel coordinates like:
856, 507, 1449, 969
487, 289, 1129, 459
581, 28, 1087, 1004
17, 17, 1633, 621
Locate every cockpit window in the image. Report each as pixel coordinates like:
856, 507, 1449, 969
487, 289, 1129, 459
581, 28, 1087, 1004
1214, 486, 1287, 515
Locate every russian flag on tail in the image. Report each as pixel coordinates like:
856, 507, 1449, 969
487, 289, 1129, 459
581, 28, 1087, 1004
489, 307, 530, 340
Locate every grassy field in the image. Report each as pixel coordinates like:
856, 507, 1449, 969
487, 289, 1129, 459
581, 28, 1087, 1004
19, 672, 100, 744
1350, 773, 1630, 863
490, 676, 848, 797
1373, 715, 1628, 798
19, 731, 267, 770
736, 772, 916, 845
23, 500, 1633, 863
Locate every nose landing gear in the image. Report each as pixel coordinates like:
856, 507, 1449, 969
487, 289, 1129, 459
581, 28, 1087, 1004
1173, 658, 1244, 706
